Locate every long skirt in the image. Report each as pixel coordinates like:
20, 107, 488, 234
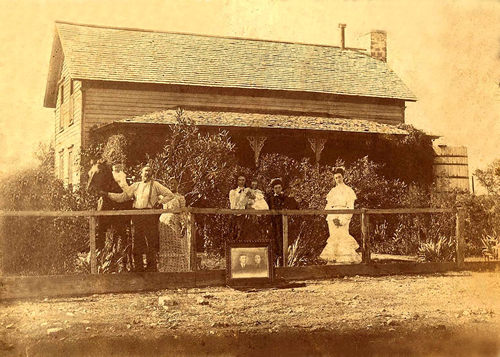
158, 213, 189, 272
320, 215, 361, 264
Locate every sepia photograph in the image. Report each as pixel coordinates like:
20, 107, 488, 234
228, 243, 272, 281
0, 0, 499, 355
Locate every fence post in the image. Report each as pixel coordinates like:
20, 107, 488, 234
361, 209, 371, 264
89, 216, 97, 274
282, 214, 288, 267
455, 207, 465, 268
189, 212, 197, 271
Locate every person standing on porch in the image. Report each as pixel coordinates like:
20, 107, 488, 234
266, 178, 298, 266
108, 166, 175, 272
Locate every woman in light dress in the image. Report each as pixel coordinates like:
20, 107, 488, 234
158, 179, 189, 272
320, 167, 361, 264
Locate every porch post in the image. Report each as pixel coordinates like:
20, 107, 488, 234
246, 136, 267, 167
307, 137, 327, 166
188, 212, 197, 271
282, 214, 289, 267
361, 209, 371, 264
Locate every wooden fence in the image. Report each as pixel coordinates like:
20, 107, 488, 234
0, 207, 462, 275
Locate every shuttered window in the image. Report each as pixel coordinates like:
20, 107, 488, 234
69, 80, 74, 125
59, 82, 64, 130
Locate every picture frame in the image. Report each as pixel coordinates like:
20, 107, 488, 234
225, 241, 274, 287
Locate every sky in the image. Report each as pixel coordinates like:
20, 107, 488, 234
0, 0, 499, 182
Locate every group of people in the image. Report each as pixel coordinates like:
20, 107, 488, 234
235, 253, 265, 274
103, 164, 361, 272
229, 176, 299, 265
228, 167, 361, 266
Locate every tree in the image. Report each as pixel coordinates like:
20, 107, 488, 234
149, 109, 239, 207
0, 142, 96, 275
475, 159, 500, 195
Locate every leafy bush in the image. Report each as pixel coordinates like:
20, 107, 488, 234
475, 159, 500, 195
0, 144, 96, 275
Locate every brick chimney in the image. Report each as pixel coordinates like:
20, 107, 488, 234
339, 24, 346, 50
370, 30, 387, 62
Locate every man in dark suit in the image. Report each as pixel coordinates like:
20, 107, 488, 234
266, 178, 298, 266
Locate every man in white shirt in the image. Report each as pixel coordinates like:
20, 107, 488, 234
108, 166, 174, 272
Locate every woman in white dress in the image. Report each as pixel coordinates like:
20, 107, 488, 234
320, 167, 361, 264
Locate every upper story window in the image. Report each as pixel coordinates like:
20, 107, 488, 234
68, 80, 74, 125
60, 83, 65, 104
58, 79, 65, 131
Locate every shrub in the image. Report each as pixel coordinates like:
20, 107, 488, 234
0, 144, 96, 275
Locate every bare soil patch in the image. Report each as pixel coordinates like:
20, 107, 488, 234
1, 271, 499, 356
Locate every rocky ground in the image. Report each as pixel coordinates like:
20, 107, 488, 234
0, 271, 499, 356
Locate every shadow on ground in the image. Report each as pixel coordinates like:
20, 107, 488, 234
18, 326, 500, 357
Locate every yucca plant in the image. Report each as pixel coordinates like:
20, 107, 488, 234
481, 231, 499, 261
418, 236, 455, 262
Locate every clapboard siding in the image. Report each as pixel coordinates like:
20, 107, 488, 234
433, 145, 469, 191
54, 60, 83, 186
82, 85, 405, 142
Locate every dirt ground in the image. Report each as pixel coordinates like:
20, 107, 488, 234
1, 271, 499, 356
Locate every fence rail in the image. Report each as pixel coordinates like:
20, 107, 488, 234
0, 207, 454, 217
0, 207, 463, 274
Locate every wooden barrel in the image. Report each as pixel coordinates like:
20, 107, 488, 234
433, 145, 469, 191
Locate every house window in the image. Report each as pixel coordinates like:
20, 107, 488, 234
59, 81, 65, 131
69, 80, 74, 125
58, 150, 64, 180
60, 83, 64, 104
67, 147, 73, 185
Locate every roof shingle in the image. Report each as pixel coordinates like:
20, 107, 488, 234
55, 22, 416, 102
114, 110, 409, 135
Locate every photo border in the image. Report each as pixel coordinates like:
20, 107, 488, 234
225, 241, 274, 287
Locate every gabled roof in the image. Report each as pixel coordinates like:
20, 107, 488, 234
44, 21, 417, 108
103, 110, 409, 135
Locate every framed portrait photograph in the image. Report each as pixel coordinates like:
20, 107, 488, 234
225, 241, 274, 286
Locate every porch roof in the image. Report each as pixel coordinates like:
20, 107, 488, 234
109, 110, 409, 135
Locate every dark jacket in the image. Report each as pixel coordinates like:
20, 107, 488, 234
267, 192, 298, 211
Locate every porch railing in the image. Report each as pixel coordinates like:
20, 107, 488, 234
0, 207, 463, 275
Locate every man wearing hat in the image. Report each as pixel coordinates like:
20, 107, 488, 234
266, 178, 298, 266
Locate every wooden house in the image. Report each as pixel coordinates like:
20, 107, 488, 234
43, 21, 468, 190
